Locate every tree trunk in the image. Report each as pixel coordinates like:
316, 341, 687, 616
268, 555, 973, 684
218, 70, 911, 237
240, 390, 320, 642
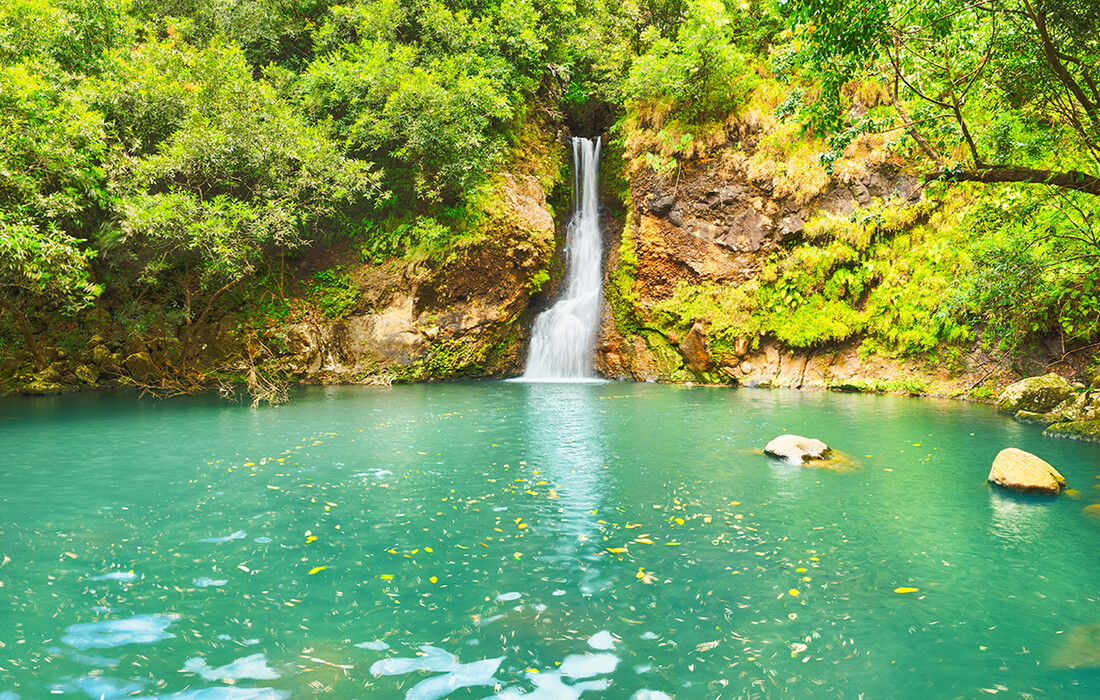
930, 167, 1100, 196
0, 295, 47, 371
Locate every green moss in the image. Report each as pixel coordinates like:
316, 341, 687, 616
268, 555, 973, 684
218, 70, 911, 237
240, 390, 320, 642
827, 377, 929, 396
646, 194, 975, 367
606, 220, 642, 337
1043, 420, 1100, 442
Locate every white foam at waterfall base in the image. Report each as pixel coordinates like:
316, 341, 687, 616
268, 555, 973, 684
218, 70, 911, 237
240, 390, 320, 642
522, 137, 604, 381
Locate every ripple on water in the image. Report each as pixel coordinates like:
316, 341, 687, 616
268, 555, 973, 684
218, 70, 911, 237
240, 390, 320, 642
88, 571, 137, 583
62, 614, 179, 650
559, 653, 619, 679
200, 531, 246, 543
182, 654, 279, 682
194, 577, 228, 588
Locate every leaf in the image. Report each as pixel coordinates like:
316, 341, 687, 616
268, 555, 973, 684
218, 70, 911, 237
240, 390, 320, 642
607, 547, 628, 554
894, 587, 919, 594
308, 565, 327, 575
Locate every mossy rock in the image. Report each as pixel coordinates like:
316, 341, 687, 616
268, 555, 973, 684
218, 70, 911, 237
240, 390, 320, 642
74, 364, 101, 384
1014, 410, 1059, 426
1083, 504, 1100, 519
17, 380, 65, 395
1043, 420, 1100, 443
997, 373, 1075, 414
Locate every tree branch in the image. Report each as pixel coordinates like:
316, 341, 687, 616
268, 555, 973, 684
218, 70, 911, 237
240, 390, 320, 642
930, 167, 1100, 195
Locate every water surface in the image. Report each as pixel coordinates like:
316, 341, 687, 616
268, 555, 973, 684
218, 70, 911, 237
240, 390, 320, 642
3, 383, 1100, 698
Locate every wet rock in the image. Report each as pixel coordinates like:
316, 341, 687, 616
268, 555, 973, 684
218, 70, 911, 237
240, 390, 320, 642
124, 352, 156, 382
678, 323, 714, 371
764, 434, 832, 464
1013, 410, 1058, 425
1043, 419, 1100, 443
987, 447, 1066, 494
997, 373, 1075, 414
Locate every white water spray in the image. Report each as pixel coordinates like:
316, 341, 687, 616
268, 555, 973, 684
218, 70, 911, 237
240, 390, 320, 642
523, 137, 603, 380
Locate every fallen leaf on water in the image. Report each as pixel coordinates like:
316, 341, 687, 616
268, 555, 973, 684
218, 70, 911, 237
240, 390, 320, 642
788, 589, 800, 596
695, 641, 719, 652
894, 587, 919, 594
308, 566, 327, 575
429, 576, 438, 583
634, 538, 654, 544
306, 536, 318, 543
607, 547, 628, 554
378, 574, 394, 580
636, 568, 657, 584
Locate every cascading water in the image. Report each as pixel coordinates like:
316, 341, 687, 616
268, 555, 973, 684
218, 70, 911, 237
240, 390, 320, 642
522, 137, 603, 380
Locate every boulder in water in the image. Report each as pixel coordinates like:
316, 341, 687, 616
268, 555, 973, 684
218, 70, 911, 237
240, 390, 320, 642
987, 448, 1066, 494
997, 373, 1075, 414
764, 435, 832, 464
1043, 419, 1100, 443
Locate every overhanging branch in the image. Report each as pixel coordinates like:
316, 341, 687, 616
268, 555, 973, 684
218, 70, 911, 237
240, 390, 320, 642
930, 167, 1100, 195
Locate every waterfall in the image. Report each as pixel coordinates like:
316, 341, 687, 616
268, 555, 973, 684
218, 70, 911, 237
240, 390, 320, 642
523, 137, 603, 380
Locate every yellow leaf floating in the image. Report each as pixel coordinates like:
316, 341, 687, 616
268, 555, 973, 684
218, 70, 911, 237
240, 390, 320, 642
429, 576, 438, 584
607, 547, 628, 554
788, 589, 800, 596
306, 536, 318, 543
308, 566, 327, 575
378, 574, 394, 580
634, 538, 654, 544
895, 587, 919, 594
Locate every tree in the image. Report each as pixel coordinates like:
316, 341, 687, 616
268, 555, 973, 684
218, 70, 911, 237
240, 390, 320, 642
0, 221, 100, 369
92, 38, 386, 371
778, 0, 1100, 195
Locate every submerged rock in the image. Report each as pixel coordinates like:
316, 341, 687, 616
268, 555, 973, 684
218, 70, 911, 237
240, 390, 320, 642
1043, 419, 1100, 443
997, 373, 1075, 414
1050, 623, 1100, 668
764, 435, 832, 464
987, 448, 1066, 494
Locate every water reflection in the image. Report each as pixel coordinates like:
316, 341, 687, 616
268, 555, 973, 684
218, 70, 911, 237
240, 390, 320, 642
988, 490, 1051, 544
523, 383, 610, 593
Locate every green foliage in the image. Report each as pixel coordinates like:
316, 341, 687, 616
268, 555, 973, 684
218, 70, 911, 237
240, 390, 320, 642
778, 0, 1100, 191
0, 62, 107, 237
645, 197, 975, 363
307, 266, 359, 318
92, 38, 385, 292
0, 218, 101, 311
624, 0, 756, 123
950, 186, 1100, 349
606, 222, 642, 336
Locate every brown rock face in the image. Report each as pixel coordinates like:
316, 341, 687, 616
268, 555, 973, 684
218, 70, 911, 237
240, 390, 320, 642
679, 323, 714, 371
987, 448, 1066, 494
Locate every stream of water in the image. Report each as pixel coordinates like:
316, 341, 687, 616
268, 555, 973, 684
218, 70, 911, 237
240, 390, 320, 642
3, 383, 1100, 698
523, 137, 603, 380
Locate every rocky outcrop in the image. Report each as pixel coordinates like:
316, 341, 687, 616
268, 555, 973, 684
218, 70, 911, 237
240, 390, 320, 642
764, 434, 832, 464
1043, 420, 1100, 442
997, 373, 1075, 414
987, 448, 1066, 495
268, 173, 557, 382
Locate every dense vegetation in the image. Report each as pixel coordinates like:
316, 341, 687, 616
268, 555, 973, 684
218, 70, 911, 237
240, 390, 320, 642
1, 0, 1098, 391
